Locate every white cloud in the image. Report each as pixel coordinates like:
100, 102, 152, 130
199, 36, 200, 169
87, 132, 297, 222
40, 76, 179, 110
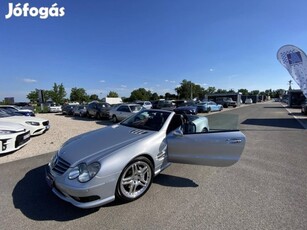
120, 85, 127, 88
23, 78, 37, 83
99, 80, 106, 83
209, 68, 214, 72
165, 79, 176, 83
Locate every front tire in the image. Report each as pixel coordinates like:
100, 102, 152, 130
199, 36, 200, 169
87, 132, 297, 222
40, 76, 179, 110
116, 157, 153, 202
112, 115, 118, 123
96, 112, 101, 119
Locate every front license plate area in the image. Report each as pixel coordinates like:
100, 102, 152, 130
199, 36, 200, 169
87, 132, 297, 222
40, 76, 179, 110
45, 167, 54, 188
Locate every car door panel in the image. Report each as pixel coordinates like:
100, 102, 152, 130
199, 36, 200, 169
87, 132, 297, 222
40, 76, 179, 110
167, 130, 246, 167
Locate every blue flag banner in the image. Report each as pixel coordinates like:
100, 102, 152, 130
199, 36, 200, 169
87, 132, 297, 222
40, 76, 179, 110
277, 45, 307, 98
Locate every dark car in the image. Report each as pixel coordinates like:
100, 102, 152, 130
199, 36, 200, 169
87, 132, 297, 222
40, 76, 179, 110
0, 105, 35, 116
215, 97, 237, 108
155, 100, 176, 111
62, 104, 78, 115
301, 99, 307, 115
73, 105, 88, 117
174, 101, 198, 115
87, 101, 111, 119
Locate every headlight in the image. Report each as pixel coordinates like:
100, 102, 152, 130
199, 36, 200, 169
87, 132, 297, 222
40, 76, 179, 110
0, 130, 16, 134
26, 121, 40, 126
49, 153, 58, 168
68, 162, 101, 183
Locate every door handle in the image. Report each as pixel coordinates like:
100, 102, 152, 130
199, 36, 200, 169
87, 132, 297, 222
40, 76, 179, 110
226, 139, 242, 144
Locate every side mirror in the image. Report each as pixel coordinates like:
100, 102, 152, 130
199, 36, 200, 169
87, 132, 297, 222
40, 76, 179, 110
173, 128, 183, 137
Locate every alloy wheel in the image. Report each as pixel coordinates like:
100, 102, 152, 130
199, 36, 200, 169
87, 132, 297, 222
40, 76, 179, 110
117, 157, 153, 201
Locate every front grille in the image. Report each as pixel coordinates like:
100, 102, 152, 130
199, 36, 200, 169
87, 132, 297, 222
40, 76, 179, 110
15, 131, 30, 148
52, 156, 71, 175
43, 121, 49, 126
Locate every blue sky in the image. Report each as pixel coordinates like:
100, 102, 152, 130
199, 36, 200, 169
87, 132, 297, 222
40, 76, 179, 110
1, 0, 307, 102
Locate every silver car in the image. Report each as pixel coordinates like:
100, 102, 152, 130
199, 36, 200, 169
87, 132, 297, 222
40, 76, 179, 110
46, 109, 245, 209
109, 103, 142, 123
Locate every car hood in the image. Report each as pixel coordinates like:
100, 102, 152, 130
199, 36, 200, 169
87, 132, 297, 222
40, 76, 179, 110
0, 116, 47, 123
0, 121, 26, 132
58, 124, 153, 165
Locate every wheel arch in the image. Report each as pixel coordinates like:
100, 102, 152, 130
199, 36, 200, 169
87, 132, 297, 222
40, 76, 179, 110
115, 153, 155, 202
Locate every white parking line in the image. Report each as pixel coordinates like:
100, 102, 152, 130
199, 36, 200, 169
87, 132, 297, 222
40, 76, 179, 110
282, 104, 307, 129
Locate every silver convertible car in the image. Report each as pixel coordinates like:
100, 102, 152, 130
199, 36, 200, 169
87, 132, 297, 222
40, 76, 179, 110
46, 109, 246, 209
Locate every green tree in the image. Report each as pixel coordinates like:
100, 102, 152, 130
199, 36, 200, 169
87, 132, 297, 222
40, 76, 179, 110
129, 88, 152, 101
70, 87, 89, 103
107, 91, 119, 97
227, 89, 236, 93
216, 89, 228, 94
27, 90, 39, 103
175, 79, 205, 99
238, 89, 249, 95
49, 83, 66, 104
250, 90, 260, 95
89, 94, 99, 101
264, 89, 272, 97
150, 93, 159, 101
165, 93, 177, 100
205, 86, 216, 94
272, 89, 285, 98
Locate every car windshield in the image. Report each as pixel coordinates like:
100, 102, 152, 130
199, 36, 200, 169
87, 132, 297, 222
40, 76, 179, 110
121, 110, 171, 131
0, 109, 11, 117
179, 101, 196, 107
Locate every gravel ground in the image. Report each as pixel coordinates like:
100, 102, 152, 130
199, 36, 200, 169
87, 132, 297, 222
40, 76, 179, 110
0, 113, 110, 165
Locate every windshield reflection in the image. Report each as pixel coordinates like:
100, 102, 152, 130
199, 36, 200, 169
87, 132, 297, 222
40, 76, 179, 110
121, 110, 171, 131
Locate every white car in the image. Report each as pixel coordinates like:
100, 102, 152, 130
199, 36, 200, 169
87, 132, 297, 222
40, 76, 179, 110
48, 104, 62, 113
0, 110, 50, 136
136, 101, 153, 109
0, 121, 31, 155
245, 98, 253, 104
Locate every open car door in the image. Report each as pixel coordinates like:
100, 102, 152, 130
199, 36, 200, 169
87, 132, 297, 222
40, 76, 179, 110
167, 129, 246, 167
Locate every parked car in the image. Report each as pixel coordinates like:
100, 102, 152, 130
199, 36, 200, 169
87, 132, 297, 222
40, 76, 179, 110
46, 109, 246, 208
197, 101, 223, 113
0, 105, 35, 116
62, 104, 78, 116
155, 100, 176, 111
73, 105, 88, 117
0, 109, 49, 136
135, 101, 152, 109
87, 102, 111, 119
0, 121, 31, 155
215, 97, 237, 108
48, 104, 62, 113
301, 99, 307, 115
109, 103, 142, 123
174, 101, 198, 115
245, 98, 253, 104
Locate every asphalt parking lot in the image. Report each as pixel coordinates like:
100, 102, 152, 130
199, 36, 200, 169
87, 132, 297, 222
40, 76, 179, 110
0, 102, 306, 230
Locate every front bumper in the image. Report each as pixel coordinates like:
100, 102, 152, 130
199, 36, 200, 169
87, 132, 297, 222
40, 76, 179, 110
45, 165, 118, 209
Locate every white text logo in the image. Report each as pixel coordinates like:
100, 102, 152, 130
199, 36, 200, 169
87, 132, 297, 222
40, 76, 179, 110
5, 3, 65, 19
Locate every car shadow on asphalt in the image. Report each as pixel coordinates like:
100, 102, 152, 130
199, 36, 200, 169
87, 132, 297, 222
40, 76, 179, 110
12, 166, 199, 219
241, 118, 304, 129
12, 165, 99, 221
153, 174, 199, 188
